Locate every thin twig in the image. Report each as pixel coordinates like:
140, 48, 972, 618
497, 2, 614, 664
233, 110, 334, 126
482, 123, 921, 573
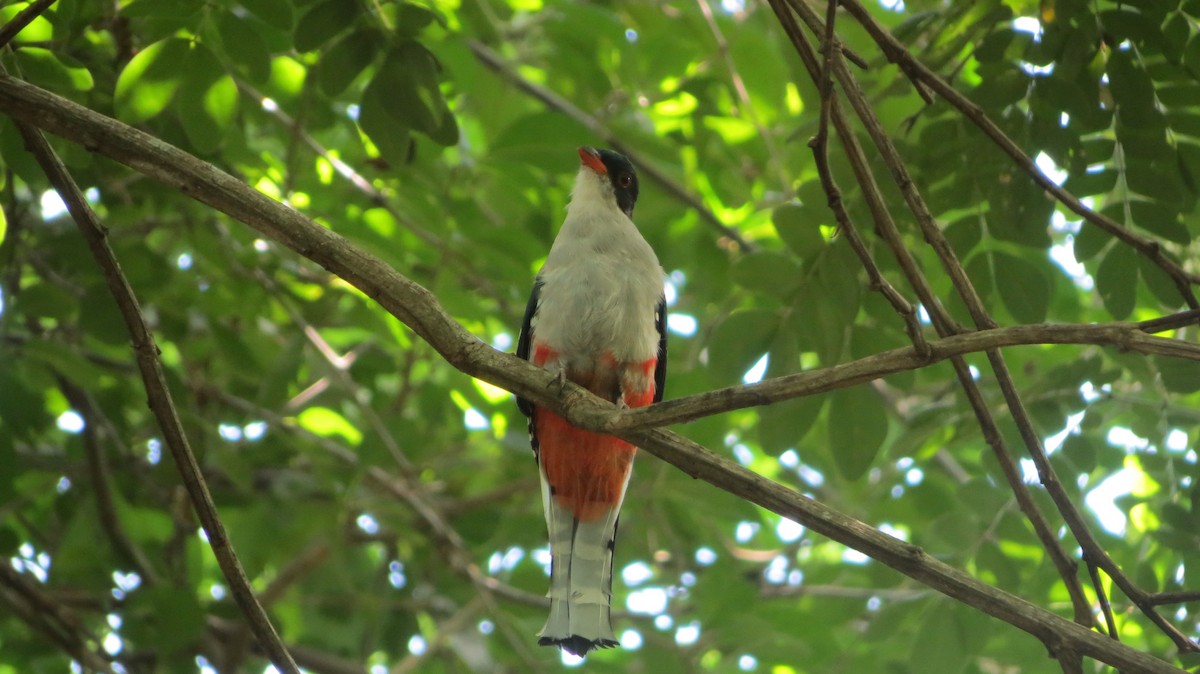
1148, 591, 1200, 606
209, 388, 551, 666
805, 0, 930, 358
466, 39, 757, 252
0, 73, 1189, 672
696, 0, 792, 189
0, 564, 116, 674
784, 2, 1199, 652
767, 0, 1096, 628
0, 0, 57, 49
56, 377, 162, 586
837, 0, 1200, 307
610, 320, 1200, 430
7, 83, 300, 673
1086, 555, 1120, 641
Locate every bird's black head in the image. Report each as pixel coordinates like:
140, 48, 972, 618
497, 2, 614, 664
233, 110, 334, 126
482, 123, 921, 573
578, 146, 639, 218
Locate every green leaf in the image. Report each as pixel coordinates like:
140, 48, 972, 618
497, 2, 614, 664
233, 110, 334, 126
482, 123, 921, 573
1061, 434, 1098, 473
297, 406, 362, 445
115, 37, 190, 122
124, 587, 206, 652
395, 2, 445, 38
1129, 200, 1189, 244
20, 340, 109, 391
12, 47, 94, 92
730, 251, 801, 297
367, 42, 459, 146
0, 362, 52, 440
772, 204, 826, 260
918, 605, 974, 664
79, 284, 129, 346
827, 387, 887, 480
294, 0, 359, 52
992, 251, 1051, 324
217, 12, 273, 84
0, 4, 53, 42
240, 0, 294, 30
1095, 244, 1138, 320
1107, 50, 1156, 120
943, 217, 982, 258
1184, 33, 1200, 80
1157, 357, 1200, 393
318, 28, 381, 96
759, 395, 826, 453
1137, 254, 1185, 309
175, 45, 235, 154
359, 75, 412, 166
709, 308, 777, 383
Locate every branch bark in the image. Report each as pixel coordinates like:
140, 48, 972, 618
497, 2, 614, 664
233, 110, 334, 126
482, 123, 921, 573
6, 77, 300, 674
0, 73, 1188, 672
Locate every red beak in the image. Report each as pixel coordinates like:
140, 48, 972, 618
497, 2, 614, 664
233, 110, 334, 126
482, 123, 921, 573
578, 146, 607, 175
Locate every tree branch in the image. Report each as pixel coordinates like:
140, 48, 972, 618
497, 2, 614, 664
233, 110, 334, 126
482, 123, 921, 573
0, 0, 56, 49
837, 0, 1200, 307
55, 377, 162, 587
608, 319, 1200, 430
0, 73, 1187, 672
466, 39, 757, 252
769, 0, 1097, 631
0, 563, 115, 673
6, 80, 300, 674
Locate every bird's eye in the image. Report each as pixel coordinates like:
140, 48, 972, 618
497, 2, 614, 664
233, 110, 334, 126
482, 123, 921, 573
618, 173, 633, 188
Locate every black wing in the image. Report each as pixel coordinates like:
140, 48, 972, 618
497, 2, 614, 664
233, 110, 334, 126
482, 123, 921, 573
516, 276, 543, 419
653, 294, 667, 403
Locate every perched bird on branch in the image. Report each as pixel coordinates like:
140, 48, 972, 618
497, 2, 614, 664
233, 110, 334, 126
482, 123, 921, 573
516, 146, 667, 657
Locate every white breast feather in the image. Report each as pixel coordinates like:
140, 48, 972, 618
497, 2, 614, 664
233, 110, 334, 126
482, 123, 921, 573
535, 168, 664, 367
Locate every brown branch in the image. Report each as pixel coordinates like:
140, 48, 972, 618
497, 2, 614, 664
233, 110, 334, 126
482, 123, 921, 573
0, 0, 56, 49
1148, 591, 1200, 606
208, 388, 558, 661
782, 3, 1199, 653
258, 542, 330, 608
207, 616, 366, 674
806, 0, 930, 358
1056, 648, 1085, 674
0, 563, 115, 673
0, 74, 1188, 673
760, 583, 928, 601
608, 320, 1200, 430
6, 80, 299, 673
768, 0, 1096, 629
55, 377, 161, 586
465, 39, 757, 252
837, 0, 1200, 307
1086, 555, 1120, 641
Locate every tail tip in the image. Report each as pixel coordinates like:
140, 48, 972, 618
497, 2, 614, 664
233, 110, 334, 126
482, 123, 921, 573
539, 635, 619, 657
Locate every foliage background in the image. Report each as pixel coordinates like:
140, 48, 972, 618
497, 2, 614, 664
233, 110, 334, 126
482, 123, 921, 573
1, 0, 1199, 672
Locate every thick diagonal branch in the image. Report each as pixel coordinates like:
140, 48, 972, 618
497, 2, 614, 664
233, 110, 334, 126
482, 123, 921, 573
8, 87, 300, 674
0, 73, 1187, 672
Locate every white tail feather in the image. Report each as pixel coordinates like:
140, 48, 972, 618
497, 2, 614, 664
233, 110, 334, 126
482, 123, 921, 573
536, 468, 630, 654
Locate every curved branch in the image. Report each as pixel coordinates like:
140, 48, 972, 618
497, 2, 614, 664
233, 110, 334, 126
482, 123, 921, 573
466, 39, 757, 252
607, 319, 1200, 430
0, 74, 1186, 672
6, 79, 299, 674
837, 0, 1200, 307
782, 2, 1198, 651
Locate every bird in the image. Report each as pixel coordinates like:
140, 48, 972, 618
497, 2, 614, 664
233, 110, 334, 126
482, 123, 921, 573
516, 146, 667, 657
